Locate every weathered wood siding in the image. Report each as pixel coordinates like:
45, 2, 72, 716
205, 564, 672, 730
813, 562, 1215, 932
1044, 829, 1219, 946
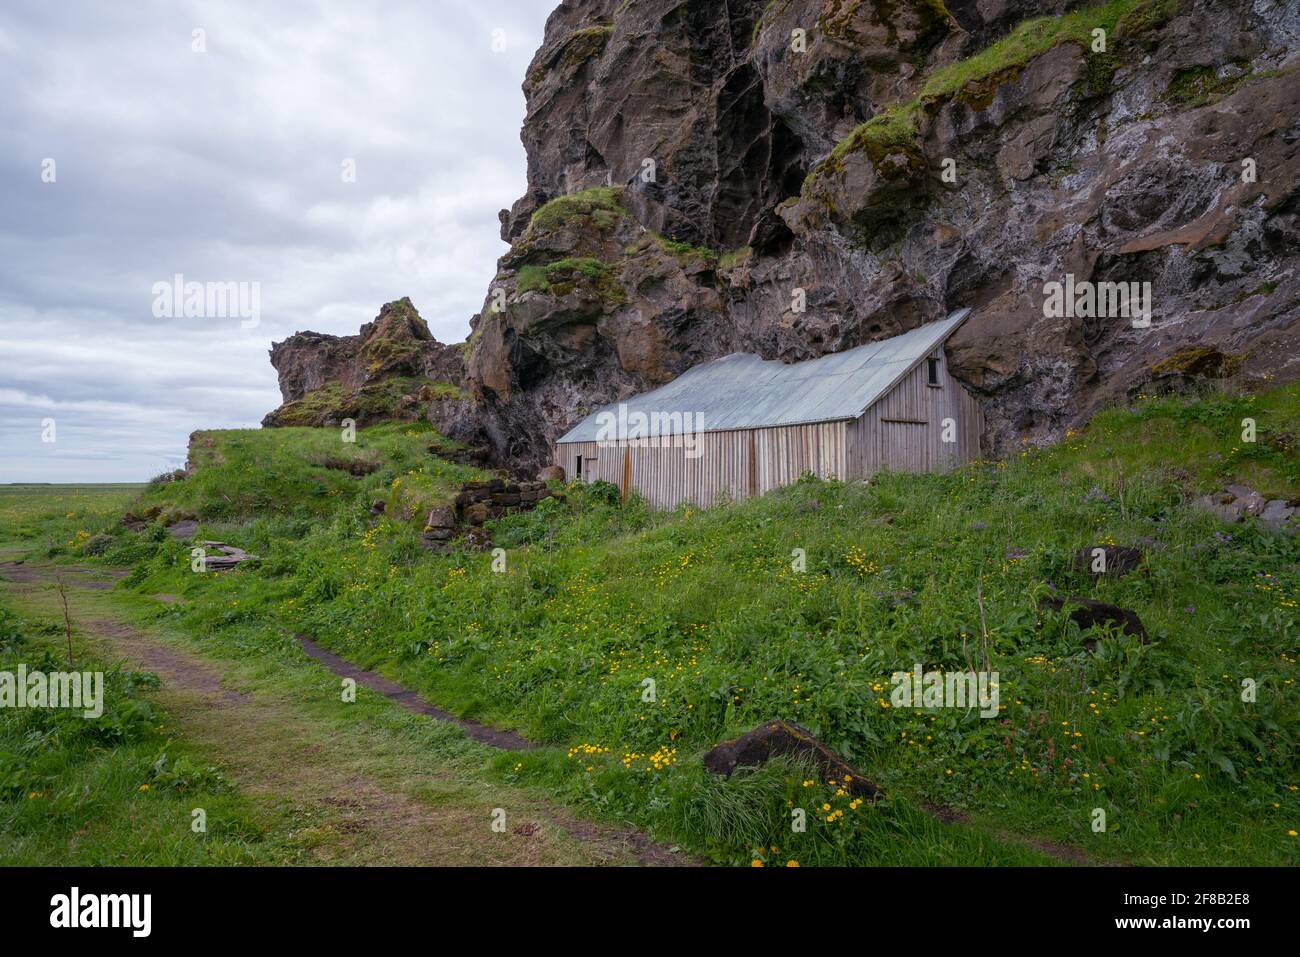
556, 422, 846, 509
848, 349, 983, 475
556, 349, 982, 509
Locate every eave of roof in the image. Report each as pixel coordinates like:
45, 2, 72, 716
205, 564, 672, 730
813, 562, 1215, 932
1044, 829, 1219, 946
556, 308, 971, 443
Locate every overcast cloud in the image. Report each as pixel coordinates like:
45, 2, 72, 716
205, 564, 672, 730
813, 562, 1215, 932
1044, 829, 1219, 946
0, 0, 553, 482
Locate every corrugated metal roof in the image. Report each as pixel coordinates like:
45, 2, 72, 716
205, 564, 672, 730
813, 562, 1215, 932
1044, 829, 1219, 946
557, 308, 972, 443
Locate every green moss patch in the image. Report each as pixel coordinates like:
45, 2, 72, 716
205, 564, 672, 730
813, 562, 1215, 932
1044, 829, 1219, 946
517, 257, 627, 305
526, 186, 626, 237
805, 0, 1167, 192
529, 25, 613, 85
270, 377, 460, 428
1164, 63, 1250, 107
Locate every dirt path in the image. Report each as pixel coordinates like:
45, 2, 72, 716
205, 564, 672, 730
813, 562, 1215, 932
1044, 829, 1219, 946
0, 561, 690, 867
296, 634, 534, 750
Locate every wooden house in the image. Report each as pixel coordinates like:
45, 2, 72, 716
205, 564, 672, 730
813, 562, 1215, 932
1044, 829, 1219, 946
554, 309, 982, 509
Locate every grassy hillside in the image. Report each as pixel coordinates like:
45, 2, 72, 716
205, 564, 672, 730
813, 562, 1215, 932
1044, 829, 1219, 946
26, 386, 1300, 866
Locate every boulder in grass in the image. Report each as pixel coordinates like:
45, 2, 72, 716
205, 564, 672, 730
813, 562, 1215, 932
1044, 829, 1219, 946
1259, 498, 1297, 532
1224, 485, 1266, 516
166, 519, 199, 540
1073, 545, 1143, 578
425, 506, 456, 529
537, 465, 565, 482
463, 527, 493, 551
1191, 484, 1287, 526
1040, 595, 1149, 645
702, 719, 879, 799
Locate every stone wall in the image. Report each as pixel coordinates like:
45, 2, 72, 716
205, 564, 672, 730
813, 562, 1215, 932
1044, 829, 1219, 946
421, 479, 564, 553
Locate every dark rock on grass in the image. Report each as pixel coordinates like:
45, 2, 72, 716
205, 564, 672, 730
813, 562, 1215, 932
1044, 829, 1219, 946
166, 519, 199, 540
429, 443, 492, 467
1073, 545, 1143, 577
702, 719, 879, 799
425, 505, 456, 529
1040, 595, 1149, 645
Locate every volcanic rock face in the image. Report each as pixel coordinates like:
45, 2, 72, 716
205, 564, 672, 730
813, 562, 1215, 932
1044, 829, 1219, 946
263, 297, 465, 428
463, 0, 1300, 472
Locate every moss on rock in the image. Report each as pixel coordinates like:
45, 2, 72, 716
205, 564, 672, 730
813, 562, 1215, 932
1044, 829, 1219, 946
1150, 346, 1245, 380
526, 186, 626, 236
528, 24, 613, 85
803, 0, 1155, 196
516, 256, 627, 305
1164, 63, 1249, 107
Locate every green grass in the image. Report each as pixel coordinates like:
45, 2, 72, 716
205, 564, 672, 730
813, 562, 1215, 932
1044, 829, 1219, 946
0, 484, 143, 558
1163, 62, 1250, 107
64, 384, 1298, 866
0, 600, 284, 864
0, 575, 622, 865
132, 421, 486, 524
518, 257, 616, 294
526, 186, 626, 237
648, 233, 719, 264
718, 247, 754, 270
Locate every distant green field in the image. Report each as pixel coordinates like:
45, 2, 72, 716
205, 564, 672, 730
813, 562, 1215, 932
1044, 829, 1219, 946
0, 485, 145, 551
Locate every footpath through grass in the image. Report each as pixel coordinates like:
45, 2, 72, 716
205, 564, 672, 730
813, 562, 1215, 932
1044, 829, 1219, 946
13, 387, 1299, 867
0, 589, 284, 865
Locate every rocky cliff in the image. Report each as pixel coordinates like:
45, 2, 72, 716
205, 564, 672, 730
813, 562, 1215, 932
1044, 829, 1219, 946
263, 297, 464, 428
459, 0, 1300, 471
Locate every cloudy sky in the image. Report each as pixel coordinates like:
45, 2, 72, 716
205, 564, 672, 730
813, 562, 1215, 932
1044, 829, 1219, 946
0, 0, 554, 483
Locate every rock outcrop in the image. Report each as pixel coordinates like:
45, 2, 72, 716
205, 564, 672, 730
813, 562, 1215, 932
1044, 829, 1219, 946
459, 0, 1300, 472
1192, 483, 1298, 531
263, 297, 465, 428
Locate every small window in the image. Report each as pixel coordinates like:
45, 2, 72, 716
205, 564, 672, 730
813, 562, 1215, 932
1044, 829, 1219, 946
926, 357, 941, 387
